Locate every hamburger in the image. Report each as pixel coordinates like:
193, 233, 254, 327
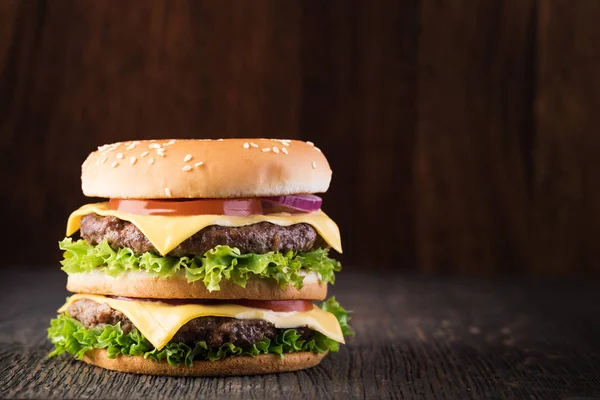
48, 138, 352, 376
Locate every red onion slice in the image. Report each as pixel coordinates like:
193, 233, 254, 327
261, 194, 323, 213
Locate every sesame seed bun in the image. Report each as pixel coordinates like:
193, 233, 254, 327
81, 139, 331, 199
82, 349, 327, 376
66, 271, 328, 300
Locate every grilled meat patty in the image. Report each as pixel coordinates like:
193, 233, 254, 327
67, 299, 313, 348
80, 214, 328, 257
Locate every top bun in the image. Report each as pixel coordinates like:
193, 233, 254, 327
81, 139, 332, 199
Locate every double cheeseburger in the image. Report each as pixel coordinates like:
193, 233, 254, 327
48, 138, 352, 376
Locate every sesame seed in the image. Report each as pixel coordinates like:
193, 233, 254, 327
194, 161, 204, 167
140, 151, 149, 157
306, 141, 314, 146
111, 161, 119, 168
314, 147, 322, 152
130, 156, 137, 165
116, 153, 124, 159
149, 143, 161, 149
217, 139, 224, 141
100, 156, 108, 164
126, 143, 137, 151
281, 141, 290, 147
243, 142, 250, 149
182, 165, 192, 172
148, 157, 155, 165
272, 146, 280, 154
312, 161, 317, 169
250, 142, 259, 148
156, 149, 165, 156
262, 148, 271, 152
281, 147, 288, 155
163, 140, 176, 146
184, 154, 192, 162
165, 188, 172, 197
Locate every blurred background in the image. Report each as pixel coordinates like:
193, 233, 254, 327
1, 0, 599, 275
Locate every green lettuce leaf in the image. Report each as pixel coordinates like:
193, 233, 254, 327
48, 298, 353, 367
59, 239, 341, 292
321, 297, 354, 338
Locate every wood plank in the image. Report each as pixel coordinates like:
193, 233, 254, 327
0, 1, 75, 263
300, 0, 419, 266
299, 1, 362, 264
533, 0, 600, 274
416, 0, 536, 273
354, 0, 418, 265
0, 0, 19, 75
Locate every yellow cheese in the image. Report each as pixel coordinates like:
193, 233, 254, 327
59, 294, 344, 350
66, 202, 342, 255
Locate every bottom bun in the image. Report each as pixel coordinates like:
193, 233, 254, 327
82, 349, 327, 376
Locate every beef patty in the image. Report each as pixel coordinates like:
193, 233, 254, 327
67, 299, 313, 348
80, 214, 328, 257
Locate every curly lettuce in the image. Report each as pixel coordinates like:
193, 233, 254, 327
48, 297, 354, 367
59, 239, 341, 292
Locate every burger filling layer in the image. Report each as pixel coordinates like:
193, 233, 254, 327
67, 299, 313, 348
60, 214, 341, 292
48, 297, 353, 367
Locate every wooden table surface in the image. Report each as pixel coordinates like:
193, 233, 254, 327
1, 267, 599, 399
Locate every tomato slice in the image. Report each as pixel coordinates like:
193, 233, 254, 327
235, 300, 314, 312
108, 198, 263, 216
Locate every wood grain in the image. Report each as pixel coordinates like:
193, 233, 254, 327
1, 267, 599, 399
533, 0, 600, 274
1, 0, 600, 274
416, 0, 535, 273
299, 0, 418, 265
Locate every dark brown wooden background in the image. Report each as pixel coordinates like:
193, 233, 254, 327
1, 0, 599, 274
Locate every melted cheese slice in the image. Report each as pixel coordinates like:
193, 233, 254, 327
66, 202, 342, 255
59, 294, 344, 350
